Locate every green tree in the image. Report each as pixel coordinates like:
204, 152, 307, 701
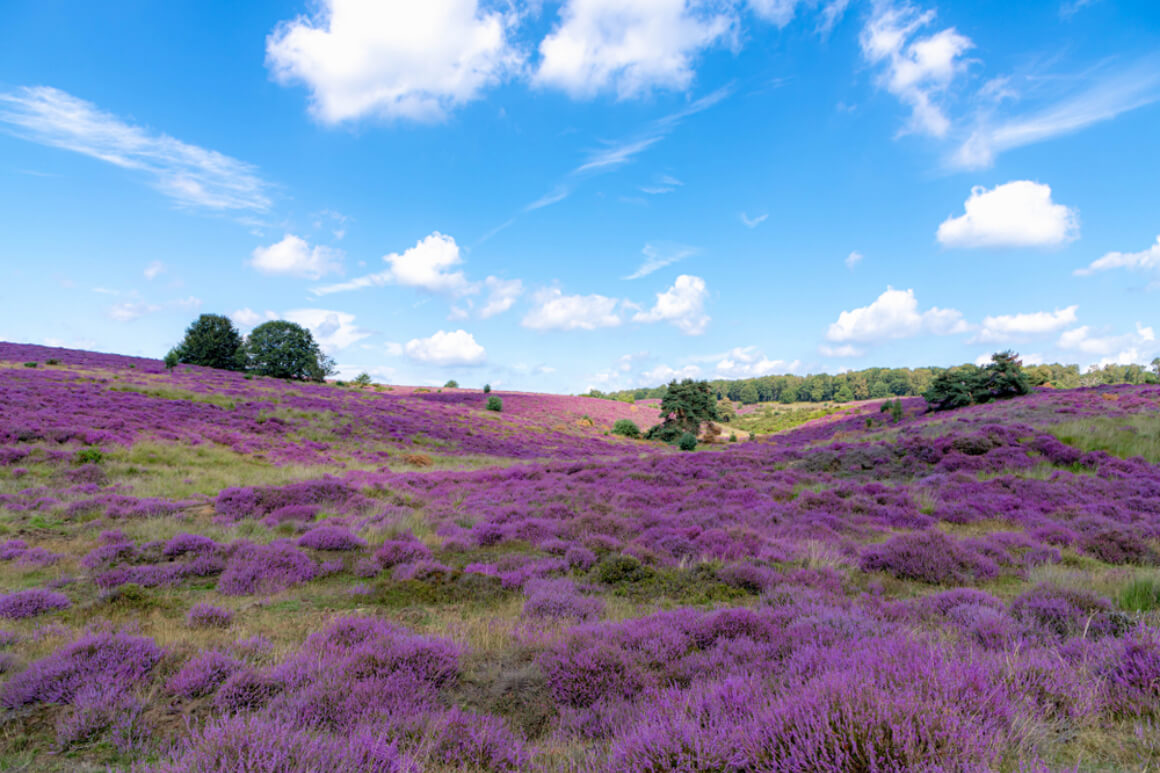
612, 419, 640, 438
1153, 357, 1160, 377
738, 383, 760, 405
834, 384, 854, 402
483, 383, 492, 393
170, 314, 245, 371
677, 432, 698, 451
924, 351, 1031, 412
444, 379, 459, 388
244, 321, 334, 381
352, 372, 372, 387
486, 396, 503, 412
646, 379, 719, 443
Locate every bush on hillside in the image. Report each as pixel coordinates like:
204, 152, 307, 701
486, 396, 503, 412
444, 380, 459, 388
170, 314, 245, 372
612, 419, 640, 438
678, 432, 698, 451
483, 383, 492, 393
244, 321, 335, 382
924, 351, 1031, 412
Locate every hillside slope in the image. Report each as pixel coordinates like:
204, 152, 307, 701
2, 342, 1160, 771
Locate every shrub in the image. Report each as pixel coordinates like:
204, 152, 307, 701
1011, 584, 1129, 641
483, 383, 492, 393
45, 358, 60, 365
0, 588, 71, 619
163, 349, 179, 370
523, 579, 604, 622
74, 447, 103, 465
565, 545, 597, 571
167, 650, 244, 698
612, 419, 640, 438
214, 668, 283, 713
23, 361, 37, 368
860, 531, 998, 584
352, 372, 372, 387
186, 603, 234, 629
486, 396, 503, 412
376, 537, 431, 568
678, 432, 698, 451
54, 685, 146, 752
444, 379, 460, 388
1, 632, 163, 708
217, 543, 317, 596
245, 320, 335, 381
298, 526, 366, 551
170, 313, 245, 371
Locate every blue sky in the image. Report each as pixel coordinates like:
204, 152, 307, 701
1, 0, 1158, 392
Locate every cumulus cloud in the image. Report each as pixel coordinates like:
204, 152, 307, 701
1074, 235, 1160, 277
1057, 322, 1154, 358
251, 234, 344, 279
230, 308, 274, 328
711, 346, 799, 378
534, 0, 735, 99
313, 232, 474, 296
826, 286, 966, 343
522, 288, 622, 331
641, 363, 703, 384
633, 274, 710, 334
108, 296, 201, 323
845, 250, 863, 269
266, 0, 521, 123
820, 343, 864, 357
404, 329, 486, 365
0, 86, 271, 212
283, 308, 370, 352
972, 305, 1078, 344
937, 181, 1078, 248
859, 2, 973, 137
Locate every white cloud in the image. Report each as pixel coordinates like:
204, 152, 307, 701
826, 286, 966, 343
712, 346, 799, 378
859, 2, 972, 137
313, 232, 474, 296
231, 308, 273, 328
251, 234, 344, 279
973, 305, 1078, 343
845, 250, 863, 269
404, 329, 486, 365
740, 212, 768, 228
0, 87, 271, 212
1058, 322, 1154, 358
480, 277, 524, 318
953, 60, 1160, 169
640, 174, 683, 194
624, 242, 696, 280
108, 295, 202, 323
144, 261, 166, 280
937, 181, 1078, 248
266, 0, 521, 123
283, 308, 370, 352
522, 288, 622, 331
1075, 235, 1160, 276
641, 363, 703, 383
534, 0, 735, 99
749, 0, 850, 33
384, 341, 404, 356
820, 343, 864, 357
633, 274, 710, 334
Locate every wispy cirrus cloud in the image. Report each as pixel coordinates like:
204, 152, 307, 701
0, 86, 272, 213
624, 242, 697, 280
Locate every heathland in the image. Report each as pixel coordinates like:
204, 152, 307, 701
2, 341, 1160, 771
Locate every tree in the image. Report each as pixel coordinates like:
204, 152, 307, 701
612, 419, 640, 438
170, 314, 244, 371
738, 383, 760, 405
444, 380, 459, 388
834, 384, 854, 403
646, 379, 719, 443
483, 384, 492, 394
1153, 357, 1160, 377
352, 372, 372, 387
486, 396, 503, 412
244, 321, 334, 381
924, 351, 1031, 412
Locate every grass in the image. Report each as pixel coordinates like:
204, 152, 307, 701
108, 382, 238, 410
1050, 414, 1160, 464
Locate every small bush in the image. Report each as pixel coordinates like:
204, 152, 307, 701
612, 419, 640, 438
22, 361, 37, 368
168, 650, 243, 698
486, 396, 503, 412
352, 372, 372, 387
0, 588, 71, 620
74, 447, 104, 465
186, 603, 234, 629
678, 432, 698, 451
483, 383, 492, 393
445, 379, 460, 388
45, 358, 60, 365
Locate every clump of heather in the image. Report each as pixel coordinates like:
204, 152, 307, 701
375, 535, 431, 568
186, 603, 234, 629
54, 684, 148, 752
168, 650, 244, 699
1011, 584, 1129, 641
523, 579, 604, 622
0, 588, 71, 620
218, 542, 317, 596
860, 530, 998, 584
1, 632, 163, 708
163, 532, 220, 558
564, 545, 597, 571
298, 525, 366, 551
393, 560, 453, 583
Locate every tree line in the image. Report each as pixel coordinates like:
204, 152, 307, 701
593, 358, 1160, 406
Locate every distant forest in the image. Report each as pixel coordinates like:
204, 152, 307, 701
591, 361, 1160, 405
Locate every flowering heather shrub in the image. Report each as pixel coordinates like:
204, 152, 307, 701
298, 525, 366, 551
163, 532, 220, 558
186, 603, 234, 629
564, 545, 597, 571
168, 650, 244, 699
218, 542, 317, 595
422, 708, 528, 771
0, 588, 71, 619
393, 560, 453, 583
523, 579, 605, 622
54, 684, 147, 752
860, 530, 999, 584
263, 504, 321, 526
1011, 584, 1130, 641
214, 667, 283, 713
140, 715, 416, 773
375, 536, 431, 567
1079, 524, 1159, 565
353, 557, 381, 578
0, 539, 28, 561
1, 632, 163, 708
1100, 629, 1160, 717
16, 546, 63, 567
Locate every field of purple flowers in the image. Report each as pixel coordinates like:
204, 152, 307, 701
2, 342, 1160, 771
